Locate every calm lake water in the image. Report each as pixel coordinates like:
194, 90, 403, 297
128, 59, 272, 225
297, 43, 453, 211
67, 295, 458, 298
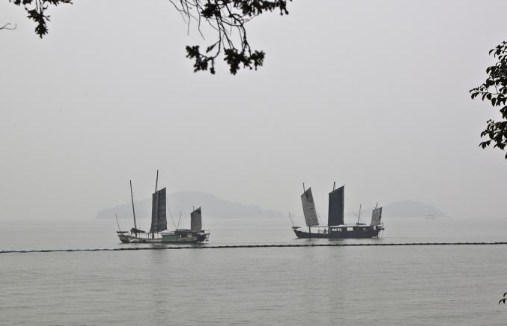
1, 216, 506, 325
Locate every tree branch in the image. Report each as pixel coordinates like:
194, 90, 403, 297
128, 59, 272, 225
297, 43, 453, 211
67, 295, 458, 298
6, 0, 291, 75
0, 23, 17, 30
171, 0, 291, 74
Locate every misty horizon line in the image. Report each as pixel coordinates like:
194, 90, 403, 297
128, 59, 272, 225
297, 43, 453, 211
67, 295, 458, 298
96, 190, 448, 220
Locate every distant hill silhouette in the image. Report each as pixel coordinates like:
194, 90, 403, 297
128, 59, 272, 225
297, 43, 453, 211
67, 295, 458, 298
99, 194, 445, 222
345, 200, 447, 221
96, 191, 283, 220
383, 200, 447, 217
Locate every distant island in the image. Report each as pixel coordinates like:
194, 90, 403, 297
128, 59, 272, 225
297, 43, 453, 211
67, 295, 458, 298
382, 200, 447, 218
346, 200, 447, 219
96, 191, 284, 220
98, 193, 446, 221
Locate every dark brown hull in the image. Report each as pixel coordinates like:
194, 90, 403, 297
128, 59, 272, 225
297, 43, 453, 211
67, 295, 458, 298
294, 227, 381, 239
117, 231, 209, 244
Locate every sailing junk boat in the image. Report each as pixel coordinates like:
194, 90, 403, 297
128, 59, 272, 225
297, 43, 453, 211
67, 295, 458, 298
116, 171, 210, 244
159, 207, 209, 243
292, 183, 384, 239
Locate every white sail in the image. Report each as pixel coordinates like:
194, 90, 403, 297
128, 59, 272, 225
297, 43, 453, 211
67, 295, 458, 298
301, 188, 319, 227
191, 207, 202, 231
371, 207, 382, 226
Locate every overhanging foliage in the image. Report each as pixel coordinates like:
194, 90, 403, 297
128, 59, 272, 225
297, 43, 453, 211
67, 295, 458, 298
470, 41, 507, 159
7, 0, 292, 75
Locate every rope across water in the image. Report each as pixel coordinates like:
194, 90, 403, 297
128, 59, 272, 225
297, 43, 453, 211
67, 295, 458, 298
2, 241, 507, 254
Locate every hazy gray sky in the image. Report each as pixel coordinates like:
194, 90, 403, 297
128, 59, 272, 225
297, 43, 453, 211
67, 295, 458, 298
1, 0, 506, 221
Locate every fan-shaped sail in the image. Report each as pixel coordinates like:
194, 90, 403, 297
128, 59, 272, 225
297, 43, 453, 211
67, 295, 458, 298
150, 187, 167, 234
328, 186, 345, 226
191, 207, 202, 231
371, 207, 383, 226
301, 188, 319, 227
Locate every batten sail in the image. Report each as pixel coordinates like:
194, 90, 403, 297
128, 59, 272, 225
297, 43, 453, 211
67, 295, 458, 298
328, 186, 345, 226
371, 207, 383, 226
191, 207, 202, 231
301, 188, 319, 227
150, 187, 167, 234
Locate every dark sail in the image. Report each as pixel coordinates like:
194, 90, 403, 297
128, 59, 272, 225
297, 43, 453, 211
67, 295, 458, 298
191, 207, 202, 231
328, 186, 344, 226
301, 188, 319, 227
371, 207, 383, 226
150, 187, 167, 234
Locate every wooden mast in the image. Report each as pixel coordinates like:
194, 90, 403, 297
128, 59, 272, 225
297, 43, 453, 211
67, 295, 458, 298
115, 213, 121, 231
303, 183, 310, 234
155, 169, 159, 193
177, 211, 182, 230
288, 211, 295, 227
129, 180, 138, 237
330, 182, 336, 235
152, 169, 159, 239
